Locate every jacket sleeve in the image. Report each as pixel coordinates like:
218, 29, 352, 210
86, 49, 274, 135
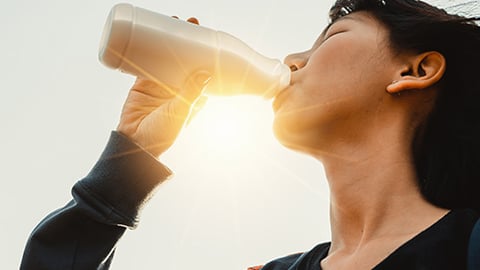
20, 131, 172, 270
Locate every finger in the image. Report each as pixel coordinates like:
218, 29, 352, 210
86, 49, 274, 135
187, 17, 199, 25
173, 71, 210, 122
180, 71, 211, 104
131, 77, 177, 99
172, 16, 199, 25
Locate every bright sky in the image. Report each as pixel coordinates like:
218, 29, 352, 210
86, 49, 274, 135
1, 0, 335, 269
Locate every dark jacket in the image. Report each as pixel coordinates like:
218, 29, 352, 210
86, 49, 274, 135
21, 132, 171, 269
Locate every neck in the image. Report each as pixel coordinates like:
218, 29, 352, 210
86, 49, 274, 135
313, 119, 447, 253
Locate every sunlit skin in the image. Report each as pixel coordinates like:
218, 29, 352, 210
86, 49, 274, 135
275, 12, 448, 269
116, 13, 449, 270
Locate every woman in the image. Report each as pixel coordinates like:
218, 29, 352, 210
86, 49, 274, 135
21, 0, 480, 269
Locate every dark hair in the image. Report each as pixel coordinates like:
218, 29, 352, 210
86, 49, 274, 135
329, 0, 480, 212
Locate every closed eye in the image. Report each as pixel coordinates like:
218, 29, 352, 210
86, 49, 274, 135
324, 29, 347, 41
322, 19, 350, 42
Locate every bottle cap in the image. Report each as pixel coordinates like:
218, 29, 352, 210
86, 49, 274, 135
263, 63, 291, 99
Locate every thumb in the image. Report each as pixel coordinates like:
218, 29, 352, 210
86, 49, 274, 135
186, 95, 208, 126
179, 71, 211, 104
172, 71, 211, 120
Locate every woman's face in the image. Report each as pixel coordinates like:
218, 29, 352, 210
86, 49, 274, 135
273, 11, 401, 153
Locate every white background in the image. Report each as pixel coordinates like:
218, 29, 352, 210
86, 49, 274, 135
1, 0, 335, 269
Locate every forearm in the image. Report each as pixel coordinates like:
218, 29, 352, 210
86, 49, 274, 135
21, 131, 172, 270
20, 200, 125, 270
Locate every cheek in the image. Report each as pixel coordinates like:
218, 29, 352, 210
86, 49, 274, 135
309, 41, 389, 102
314, 37, 382, 74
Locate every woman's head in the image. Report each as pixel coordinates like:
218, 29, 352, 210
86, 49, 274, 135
328, 0, 480, 212
274, 10, 412, 153
274, 0, 447, 153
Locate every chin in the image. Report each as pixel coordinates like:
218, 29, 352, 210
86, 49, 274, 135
272, 116, 317, 155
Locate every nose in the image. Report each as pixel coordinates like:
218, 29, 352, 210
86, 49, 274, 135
284, 51, 309, 72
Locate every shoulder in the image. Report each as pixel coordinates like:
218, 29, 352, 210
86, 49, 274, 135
406, 208, 478, 251
259, 242, 331, 270
440, 208, 479, 238
377, 208, 479, 269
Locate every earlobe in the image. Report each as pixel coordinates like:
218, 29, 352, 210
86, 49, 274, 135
386, 51, 446, 95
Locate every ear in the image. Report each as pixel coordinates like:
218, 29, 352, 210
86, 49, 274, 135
386, 51, 446, 94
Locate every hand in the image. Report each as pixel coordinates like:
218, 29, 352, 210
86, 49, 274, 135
117, 71, 210, 157
117, 17, 210, 157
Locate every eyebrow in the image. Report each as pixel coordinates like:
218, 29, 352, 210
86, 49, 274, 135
325, 15, 358, 33
320, 16, 358, 36
313, 15, 360, 48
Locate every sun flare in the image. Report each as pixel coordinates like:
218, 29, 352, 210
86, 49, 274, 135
185, 96, 273, 156
192, 97, 260, 154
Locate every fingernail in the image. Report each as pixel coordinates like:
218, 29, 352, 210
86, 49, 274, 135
194, 72, 211, 86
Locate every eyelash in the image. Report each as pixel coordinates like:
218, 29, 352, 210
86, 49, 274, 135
324, 28, 347, 41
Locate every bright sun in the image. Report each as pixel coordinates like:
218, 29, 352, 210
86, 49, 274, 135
185, 96, 274, 156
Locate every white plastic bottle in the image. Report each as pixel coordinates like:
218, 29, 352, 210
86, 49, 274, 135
98, 3, 291, 99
